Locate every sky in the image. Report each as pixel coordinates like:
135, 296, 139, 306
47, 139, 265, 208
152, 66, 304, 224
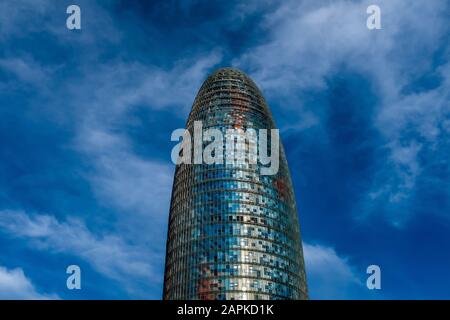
0, 0, 448, 299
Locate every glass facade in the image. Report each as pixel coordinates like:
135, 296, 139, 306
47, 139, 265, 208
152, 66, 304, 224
163, 68, 308, 300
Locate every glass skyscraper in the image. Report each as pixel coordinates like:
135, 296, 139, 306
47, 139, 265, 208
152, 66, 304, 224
163, 67, 307, 300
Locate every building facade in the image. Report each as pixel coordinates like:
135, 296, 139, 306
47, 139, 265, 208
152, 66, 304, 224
163, 68, 307, 300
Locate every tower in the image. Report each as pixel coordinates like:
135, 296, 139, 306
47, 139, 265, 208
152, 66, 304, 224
163, 67, 307, 300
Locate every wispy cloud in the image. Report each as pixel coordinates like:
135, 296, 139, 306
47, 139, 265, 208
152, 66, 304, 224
0, 0, 223, 297
0, 265, 58, 300
77, 128, 173, 213
0, 57, 49, 85
303, 243, 366, 299
0, 0, 448, 299
235, 0, 449, 225
0, 210, 160, 295
68, 50, 222, 119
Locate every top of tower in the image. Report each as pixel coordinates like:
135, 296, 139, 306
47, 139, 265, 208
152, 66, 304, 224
201, 67, 258, 91
206, 67, 252, 81
210, 67, 247, 75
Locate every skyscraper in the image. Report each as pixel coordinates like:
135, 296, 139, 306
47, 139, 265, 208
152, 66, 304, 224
163, 67, 307, 300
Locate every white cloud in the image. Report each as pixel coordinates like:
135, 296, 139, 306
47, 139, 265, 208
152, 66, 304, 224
235, 0, 446, 95
77, 128, 173, 218
0, 210, 161, 295
0, 0, 51, 39
0, 265, 58, 300
67, 50, 222, 120
234, 0, 449, 223
64, 49, 222, 244
303, 243, 365, 299
0, 0, 223, 295
0, 57, 50, 86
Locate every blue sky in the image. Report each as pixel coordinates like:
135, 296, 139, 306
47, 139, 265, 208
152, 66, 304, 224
0, 0, 448, 299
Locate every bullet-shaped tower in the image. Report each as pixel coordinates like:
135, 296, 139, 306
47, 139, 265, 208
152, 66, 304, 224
163, 68, 307, 300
